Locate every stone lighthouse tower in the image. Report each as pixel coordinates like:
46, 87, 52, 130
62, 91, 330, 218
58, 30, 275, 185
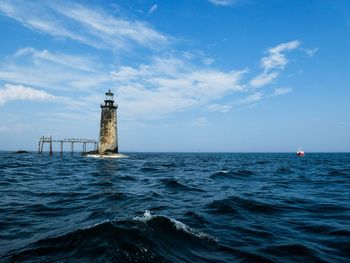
98, 90, 118, 154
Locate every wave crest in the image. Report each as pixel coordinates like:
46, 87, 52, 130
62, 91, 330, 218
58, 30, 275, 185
4, 211, 216, 262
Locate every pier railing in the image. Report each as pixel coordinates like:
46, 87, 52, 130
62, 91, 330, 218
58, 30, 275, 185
38, 136, 98, 155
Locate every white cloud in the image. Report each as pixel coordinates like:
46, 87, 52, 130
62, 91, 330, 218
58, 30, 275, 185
249, 40, 300, 88
148, 4, 158, 15
111, 58, 245, 118
203, 57, 215, 65
271, 87, 292, 96
232, 88, 292, 108
14, 47, 98, 72
111, 56, 246, 119
110, 66, 148, 82
0, 123, 31, 133
250, 72, 278, 88
0, 40, 301, 121
0, 1, 92, 45
209, 0, 237, 6
0, 48, 110, 91
261, 40, 300, 71
0, 47, 247, 119
304, 47, 319, 57
207, 104, 232, 113
0, 83, 56, 105
191, 117, 208, 126
0, 0, 168, 50
238, 92, 263, 105
181, 50, 215, 66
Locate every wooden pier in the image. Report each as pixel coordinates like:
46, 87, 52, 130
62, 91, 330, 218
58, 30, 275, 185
38, 136, 98, 155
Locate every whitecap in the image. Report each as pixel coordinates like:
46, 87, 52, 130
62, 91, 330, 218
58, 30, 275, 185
133, 210, 152, 222
84, 153, 128, 159
170, 217, 217, 242
134, 210, 217, 242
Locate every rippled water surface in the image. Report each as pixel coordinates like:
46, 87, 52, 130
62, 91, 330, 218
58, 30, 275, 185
1, 152, 350, 262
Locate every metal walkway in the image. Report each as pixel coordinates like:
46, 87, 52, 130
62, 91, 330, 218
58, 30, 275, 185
38, 136, 98, 155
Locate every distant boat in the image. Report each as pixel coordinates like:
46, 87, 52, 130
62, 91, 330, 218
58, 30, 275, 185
297, 148, 305, 156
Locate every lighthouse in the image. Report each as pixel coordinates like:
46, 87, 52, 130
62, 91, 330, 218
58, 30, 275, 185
98, 90, 118, 154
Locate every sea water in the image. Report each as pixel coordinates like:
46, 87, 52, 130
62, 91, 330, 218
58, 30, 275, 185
0, 152, 349, 262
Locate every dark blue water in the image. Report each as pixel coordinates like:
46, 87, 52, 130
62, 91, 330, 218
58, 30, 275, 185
0, 152, 349, 262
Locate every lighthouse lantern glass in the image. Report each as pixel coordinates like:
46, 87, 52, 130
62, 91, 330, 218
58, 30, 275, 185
105, 90, 114, 101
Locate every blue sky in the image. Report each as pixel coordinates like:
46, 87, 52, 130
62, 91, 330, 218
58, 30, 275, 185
0, 0, 349, 152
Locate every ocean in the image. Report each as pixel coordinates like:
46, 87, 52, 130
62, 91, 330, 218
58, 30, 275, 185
0, 152, 349, 262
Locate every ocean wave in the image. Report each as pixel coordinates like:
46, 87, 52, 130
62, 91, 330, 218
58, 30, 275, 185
118, 175, 137, 181
210, 169, 254, 179
4, 211, 217, 262
328, 169, 348, 176
160, 178, 204, 192
207, 196, 282, 216
275, 166, 295, 174
134, 210, 217, 243
261, 243, 322, 261
2, 152, 350, 262
140, 167, 160, 173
